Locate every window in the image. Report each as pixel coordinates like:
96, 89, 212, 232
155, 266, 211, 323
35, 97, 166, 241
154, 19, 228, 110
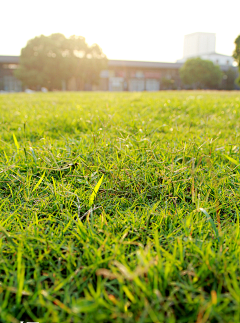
3, 64, 18, 69
146, 79, 160, 91
3, 75, 22, 92
135, 71, 144, 78
100, 70, 109, 78
129, 79, 145, 91
109, 77, 124, 91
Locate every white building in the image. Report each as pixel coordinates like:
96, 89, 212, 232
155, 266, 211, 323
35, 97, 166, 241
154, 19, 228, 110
177, 32, 234, 66
200, 52, 234, 66
183, 32, 216, 58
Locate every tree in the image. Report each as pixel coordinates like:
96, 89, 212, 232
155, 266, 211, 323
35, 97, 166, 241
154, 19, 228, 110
221, 68, 237, 90
161, 77, 176, 90
233, 35, 240, 86
180, 57, 222, 89
15, 33, 107, 90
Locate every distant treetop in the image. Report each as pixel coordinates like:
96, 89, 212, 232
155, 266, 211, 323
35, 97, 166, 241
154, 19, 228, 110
15, 33, 107, 90
180, 57, 222, 89
233, 35, 240, 86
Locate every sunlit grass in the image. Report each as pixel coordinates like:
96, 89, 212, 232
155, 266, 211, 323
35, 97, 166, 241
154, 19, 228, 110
0, 91, 240, 322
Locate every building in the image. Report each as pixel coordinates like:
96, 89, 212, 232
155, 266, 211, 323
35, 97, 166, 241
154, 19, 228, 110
0, 55, 183, 92
0, 56, 22, 92
0, 32, 238, 92
196, 52, 234, 66
0, 55, 237, 92
177, 32, 234, 66
99, 60, 182, 91
183, 32, 216, 58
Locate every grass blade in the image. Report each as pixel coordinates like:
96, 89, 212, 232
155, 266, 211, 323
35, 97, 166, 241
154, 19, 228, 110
89, 175, 104, 207
13, 133, 20, 151
32, 172, 45, 193
199, 208, 219, 241
224, 154, 239, 166
29, 146, 37, 163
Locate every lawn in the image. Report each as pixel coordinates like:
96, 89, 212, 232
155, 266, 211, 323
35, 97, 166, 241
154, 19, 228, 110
0, 91, 240, 323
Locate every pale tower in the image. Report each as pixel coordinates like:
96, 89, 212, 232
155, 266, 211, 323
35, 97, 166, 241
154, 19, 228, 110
183, 32, 216, 59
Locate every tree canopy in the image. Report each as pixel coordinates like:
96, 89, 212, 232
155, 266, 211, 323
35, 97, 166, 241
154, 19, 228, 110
15, 33, 107, 90
233, 35, 240, 85
180, 57, 222, 89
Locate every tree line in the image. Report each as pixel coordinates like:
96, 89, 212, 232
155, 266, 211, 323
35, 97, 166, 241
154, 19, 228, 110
15, 33, 240, 91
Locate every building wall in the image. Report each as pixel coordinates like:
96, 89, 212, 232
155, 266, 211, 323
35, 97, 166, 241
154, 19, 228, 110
183, 32, 216, 58
99, 64, 181, 91
177, 52, 234, 67
201, 53, 234, 66
0, 63, 22, 92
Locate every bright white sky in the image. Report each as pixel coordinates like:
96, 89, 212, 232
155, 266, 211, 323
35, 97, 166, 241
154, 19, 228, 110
1, 0, 239, 62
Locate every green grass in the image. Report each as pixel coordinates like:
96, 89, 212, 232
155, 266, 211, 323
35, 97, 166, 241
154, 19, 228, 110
0, 91, 240, 323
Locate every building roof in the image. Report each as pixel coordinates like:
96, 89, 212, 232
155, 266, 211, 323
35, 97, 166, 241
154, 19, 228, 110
0, 55, 236, 73
0, 56, 182, 69
108, 59, 183, 69
201, 52, 233, 58
0, 55, 19, 63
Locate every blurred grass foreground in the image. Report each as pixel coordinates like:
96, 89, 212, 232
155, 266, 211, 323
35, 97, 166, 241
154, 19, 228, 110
0, 91, 240, 323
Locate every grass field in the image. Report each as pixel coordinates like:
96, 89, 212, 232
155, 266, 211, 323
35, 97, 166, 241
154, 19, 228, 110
0, 91, 240, 323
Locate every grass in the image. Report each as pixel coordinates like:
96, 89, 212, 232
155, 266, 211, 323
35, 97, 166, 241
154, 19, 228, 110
0, 91, 240, 323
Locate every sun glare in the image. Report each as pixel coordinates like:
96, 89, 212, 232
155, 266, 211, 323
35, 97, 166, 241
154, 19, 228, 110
0, 0, 238, 62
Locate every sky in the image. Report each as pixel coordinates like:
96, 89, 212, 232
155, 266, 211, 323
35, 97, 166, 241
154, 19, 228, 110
0, 0, 239, 62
